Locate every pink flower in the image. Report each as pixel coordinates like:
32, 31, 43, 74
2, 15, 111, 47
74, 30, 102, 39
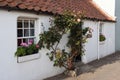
29, 39, 33, 43
28, 41, 32, 45
20, 42, 28, 47
20, 42, 25, 46
36, 44, 39, 48
24, 43, 29, 47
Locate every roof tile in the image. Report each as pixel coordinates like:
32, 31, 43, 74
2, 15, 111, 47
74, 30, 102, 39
6, 0, 13, 3
18, 3, 26, 9
34, 6, 40, 11
0, 1, 7, 6
27, 5, 34, 10
0, 0, 4, 2
8, 2, 17, 7
0, 0, 115, 21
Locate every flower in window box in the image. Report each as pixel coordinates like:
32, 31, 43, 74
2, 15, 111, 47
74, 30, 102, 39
15, 41, 39, 57
99, 34, 106, 42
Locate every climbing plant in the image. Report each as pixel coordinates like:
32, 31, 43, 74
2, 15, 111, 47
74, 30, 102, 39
38, 11, 93, 70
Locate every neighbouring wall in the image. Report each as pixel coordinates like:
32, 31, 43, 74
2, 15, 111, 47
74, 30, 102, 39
115, 0, 120, 51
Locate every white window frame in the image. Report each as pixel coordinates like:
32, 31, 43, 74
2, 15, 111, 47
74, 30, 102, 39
17, 17, 36, 46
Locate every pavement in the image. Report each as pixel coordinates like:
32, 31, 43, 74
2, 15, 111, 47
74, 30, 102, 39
44, 52, 120, 80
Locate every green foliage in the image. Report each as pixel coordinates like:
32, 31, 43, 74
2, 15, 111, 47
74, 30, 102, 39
53, 49, 69, 68
54, 14, 75, 30
38, 10, 92, 70
15, 43, 39, 57
26, 44, 39, 55
100, 34, 106, 42
15, 47, 26, 57
39, 29, 62, 50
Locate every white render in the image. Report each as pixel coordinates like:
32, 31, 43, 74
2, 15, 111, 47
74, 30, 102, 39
0, 10, 115, 80
0, 10, 65, 80
82, 20, 115, 63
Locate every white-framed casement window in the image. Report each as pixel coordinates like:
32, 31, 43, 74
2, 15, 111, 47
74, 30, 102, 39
17, 18, 36, 46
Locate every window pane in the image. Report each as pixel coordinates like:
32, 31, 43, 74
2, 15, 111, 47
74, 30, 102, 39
99, 27, 102, 33
24, 29, 29, 37
17, 39, 22, 46
30, 29, 34, 36
17, 29, 23, 37
17, 20, 22, 28
24, 20, 29, 28
23, 38, 28, 44
30, 20, 35, 28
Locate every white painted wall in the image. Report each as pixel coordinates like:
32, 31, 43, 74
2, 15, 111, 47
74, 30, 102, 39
82, 20, 98, 63
93, 0, 115, 17
0, 10, 65, 80
82, 20, 115, 63
99, 22, 115, 58
0, 10, 115, 80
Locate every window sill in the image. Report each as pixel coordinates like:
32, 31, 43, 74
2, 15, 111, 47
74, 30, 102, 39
99, 41, 105, 45
17, 53, 40, 63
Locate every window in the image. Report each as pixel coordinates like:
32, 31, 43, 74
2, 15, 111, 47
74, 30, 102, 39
99, 22, 106, 43
17, 18, 36, 46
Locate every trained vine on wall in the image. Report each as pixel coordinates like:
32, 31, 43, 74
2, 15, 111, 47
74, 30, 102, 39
38, 11, 93, 70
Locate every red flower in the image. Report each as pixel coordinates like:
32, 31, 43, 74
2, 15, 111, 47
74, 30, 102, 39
36, 44, 39, 48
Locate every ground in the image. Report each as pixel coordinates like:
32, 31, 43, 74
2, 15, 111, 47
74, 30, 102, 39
44, 52, 120, 80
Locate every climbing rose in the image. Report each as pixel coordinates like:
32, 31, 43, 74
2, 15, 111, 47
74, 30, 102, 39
77, 18, 81, 22
36, 44, 39, 48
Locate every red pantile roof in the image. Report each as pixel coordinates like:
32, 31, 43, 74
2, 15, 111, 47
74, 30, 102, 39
0, 0, 115, 22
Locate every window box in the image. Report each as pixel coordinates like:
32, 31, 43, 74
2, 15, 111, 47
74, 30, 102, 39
17, 53, 40, 63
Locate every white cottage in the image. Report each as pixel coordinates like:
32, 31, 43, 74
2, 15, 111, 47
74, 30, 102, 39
0, 0, 115, 80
